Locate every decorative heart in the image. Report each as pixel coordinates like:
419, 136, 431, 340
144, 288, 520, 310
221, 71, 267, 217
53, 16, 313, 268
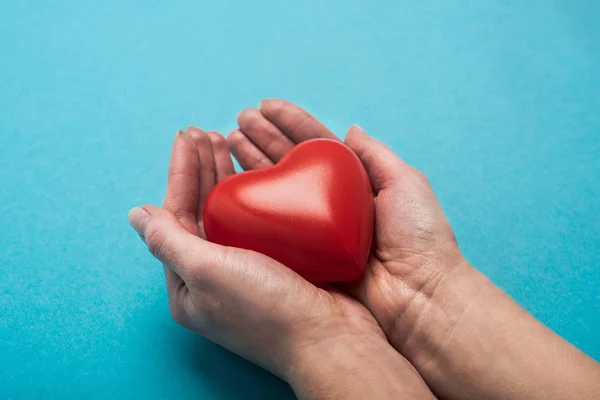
203, 138, 374, 282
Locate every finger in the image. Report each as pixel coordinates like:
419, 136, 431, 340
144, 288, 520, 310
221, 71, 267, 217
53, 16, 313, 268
207, 131, 235, 182
186, 126, 216, 219
344, 125, 410, 192
227, 129, 274, 170
129, 193, 188, 304
129, 204, 213, 329
129, 205, 324, 348
129, 205, 309, 292
128, 205, 216, 281
237, 108, 294, 163
258, 99, 340, 142
162, 131, 201, 235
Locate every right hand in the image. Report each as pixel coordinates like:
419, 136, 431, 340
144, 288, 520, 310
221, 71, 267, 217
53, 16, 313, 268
231, 99, 600, 400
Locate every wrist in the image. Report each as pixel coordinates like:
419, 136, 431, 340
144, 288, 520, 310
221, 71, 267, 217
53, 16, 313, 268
390, 256, 488, 364
382, 256, 496, 397
388, 255, 600, 399
286, 330, 434, 400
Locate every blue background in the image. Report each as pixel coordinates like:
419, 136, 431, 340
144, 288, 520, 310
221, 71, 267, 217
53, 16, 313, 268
1, 1, 599, 398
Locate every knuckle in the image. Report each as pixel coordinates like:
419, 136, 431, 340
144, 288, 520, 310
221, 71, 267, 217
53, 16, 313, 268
291, 113, 311, 133
411, 168, 430, 185
256, 156, 272, 168
145, 224, 172, 263
264, 136, 287, 157
248, 152, 271, 168
169, 205, 187, 222
200, 160, 217, 175
146, 223, 180, 264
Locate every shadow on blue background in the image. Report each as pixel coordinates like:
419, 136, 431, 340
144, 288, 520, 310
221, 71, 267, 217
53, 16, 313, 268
1, 0, 599, 398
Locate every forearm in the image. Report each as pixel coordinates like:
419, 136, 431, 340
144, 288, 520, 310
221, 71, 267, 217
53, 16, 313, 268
397, 260, 600, 399
286, 334, 435, 400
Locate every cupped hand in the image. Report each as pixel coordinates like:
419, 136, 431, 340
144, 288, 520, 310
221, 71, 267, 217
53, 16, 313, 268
231, 101, 600, 400
230, 100, 463, 350
129, 128, 435, 399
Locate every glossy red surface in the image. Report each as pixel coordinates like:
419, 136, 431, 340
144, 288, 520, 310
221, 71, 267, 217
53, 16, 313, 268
203, 139, 375, 282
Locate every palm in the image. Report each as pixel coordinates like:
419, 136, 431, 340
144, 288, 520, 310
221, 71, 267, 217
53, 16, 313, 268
162, 125, 386, 342
371, 172, 456, 272
349, 179, 458, 328
228, 100, 460, 340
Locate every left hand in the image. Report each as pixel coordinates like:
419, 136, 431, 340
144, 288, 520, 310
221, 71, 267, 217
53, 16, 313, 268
129, 128, 435, 399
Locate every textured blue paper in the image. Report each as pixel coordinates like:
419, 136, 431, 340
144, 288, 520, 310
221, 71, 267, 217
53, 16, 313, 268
1, 1, 599, 398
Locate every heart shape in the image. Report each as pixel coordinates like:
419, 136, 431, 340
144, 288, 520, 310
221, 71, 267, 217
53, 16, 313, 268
203, 139, 374, 282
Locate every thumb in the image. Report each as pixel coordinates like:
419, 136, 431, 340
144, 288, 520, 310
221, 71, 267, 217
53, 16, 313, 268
128, 205, 212, 279
345, 125, 409, 192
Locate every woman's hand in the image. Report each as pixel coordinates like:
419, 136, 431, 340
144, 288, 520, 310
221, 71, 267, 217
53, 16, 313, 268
231, 100, 600, 400
129, 128, 435, 399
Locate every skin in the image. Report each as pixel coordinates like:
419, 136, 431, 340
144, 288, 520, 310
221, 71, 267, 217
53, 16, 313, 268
130, 100, 600, 399
229, 99, 600, 399
128, 128, 435, 399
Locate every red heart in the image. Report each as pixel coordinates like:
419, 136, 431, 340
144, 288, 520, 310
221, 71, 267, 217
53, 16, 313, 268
203, 138, 374, 282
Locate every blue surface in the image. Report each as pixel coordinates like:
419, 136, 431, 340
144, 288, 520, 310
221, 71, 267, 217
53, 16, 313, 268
1, 1, 599, 398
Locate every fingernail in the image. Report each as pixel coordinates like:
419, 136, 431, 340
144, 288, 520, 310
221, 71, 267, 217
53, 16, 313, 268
257, 100, 264, 110
176, 129, 186, 138
352, 124, 368, 137
187, 129, 202, 141
128, 207, 151, 237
